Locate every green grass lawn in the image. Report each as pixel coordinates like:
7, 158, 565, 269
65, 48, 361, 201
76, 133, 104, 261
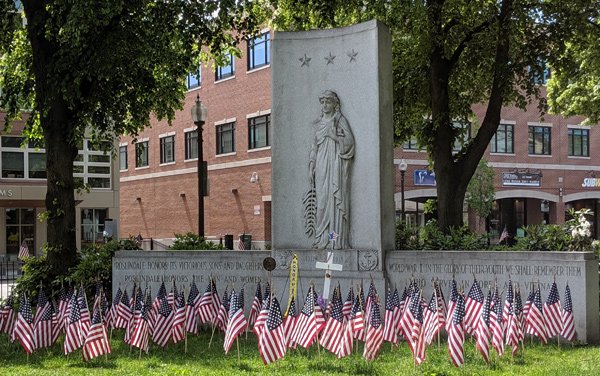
0, 330, 598, 376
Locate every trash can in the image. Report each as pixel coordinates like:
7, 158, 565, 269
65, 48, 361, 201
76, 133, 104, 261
239, 234, 252, 250
224, 234, 234, 250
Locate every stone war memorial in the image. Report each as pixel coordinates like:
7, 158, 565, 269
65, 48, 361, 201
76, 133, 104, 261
114, 20, 599, 344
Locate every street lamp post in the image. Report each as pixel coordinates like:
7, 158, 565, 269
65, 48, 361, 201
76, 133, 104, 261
191, 95, 208, 237
399, 159, 408, 222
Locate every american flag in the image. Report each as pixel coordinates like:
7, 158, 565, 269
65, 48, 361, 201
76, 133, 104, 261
248, 281, 262, 328
502, 279, 514, 331
505, 294, 520, 357
448, 292, 465, 367
319, 287, 344, 354
151, 282, 167, 331
78, 288, 91, 338
129, 290, 151, 353
1, 294, 16, 335
64, 291, 83, 355
350, 285, 365, 341
543, 281, 562, 338
434, 280, 447, 319
253, 294, 270, 339
525, 286, 547, 344
364, 280, 377, 325
490, 287, 504, 356
445, 279, 459, 332
328, 231, 339, 242
464, 277, 484, 335
399, 288, 417, 346
390, 288, 403, 340
475, 290, 492, 364
363, 296, 383, 361
401, 288, 425, 364
34, 294, 56, 350
82, 304, 111, 362
238, 237, 246, 250
185, 279, 200, 334
172, 290, 186, 344
125, 287, 143, 344
498, 226, 509, 243
263, 282, 271, 305
422, 292, 441, 346
283, 296, 298, 349
342, 287, 354, 319
294, 286, 321, 349
258, 296, 286, 365
114, 289, 131, 329
522, 288, 535, 320
223, 290, 248, 353
14, 294, 35, 354
33, 287, 48, 327
18, 239, 30, 260
57, 287, 71, 333
561, 284, 576, 341
152, 296, 173, 347
382, 288, 398, 344
214, 287, 229, 332
197, 279, 219, 324
514, 287, 525, 342
106, 287, 120, 330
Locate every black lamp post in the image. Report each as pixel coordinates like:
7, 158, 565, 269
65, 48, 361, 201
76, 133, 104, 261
399, 159, 408, 221
191, 95, 207, 237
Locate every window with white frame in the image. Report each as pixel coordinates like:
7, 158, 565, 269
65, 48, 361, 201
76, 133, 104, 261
186, 65, 201, 90
1, 136, 46, 179
119, 145, 128, 170
452, 122, 471, 152
403, 136, 420, 150
248, 114, 270, 149
528, 125, 551, 155
215, 52, 235, 81
160, 135, 175, 164
81, 208, 108, 247
135, 140, 149, 168
74, 139, 112, 189
568, 128, 589, 157
216, 122, 235, 154
185, 130, 198, 160
247, 32, 270, 70
491, 123, 514, 153
5, 208, 35, 256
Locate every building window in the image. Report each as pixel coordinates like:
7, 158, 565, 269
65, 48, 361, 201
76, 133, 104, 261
568, 128, 589, 157
403, 137, 419, 150
1, 136, 46, 179
532, 59, 551, 85
248, 114, 270, 149
186, 66, 201, 90
5, 208, 35, 256
216, 122, 235, 154
135, 141, 149, 167
491, 123, 514, 153
215, 52, 235, 81
528, 125, 551, 155
452, 122, 471, 152
119, 145, 128, 170
81, 208, 108, 247
247, 32, 270, 70
185, 130, 198, 160
73, 140, 112, 189
160, 135, 175, 164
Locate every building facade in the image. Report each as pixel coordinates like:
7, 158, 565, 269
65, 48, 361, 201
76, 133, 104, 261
0, 114, 120, 258
119, 31, 600, 248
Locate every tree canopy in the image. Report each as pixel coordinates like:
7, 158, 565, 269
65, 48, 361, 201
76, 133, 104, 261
272, 0, 600, 230
0, 0, 268, 275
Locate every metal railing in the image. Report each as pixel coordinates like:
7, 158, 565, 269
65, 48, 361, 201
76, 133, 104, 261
0, 257, 21, 300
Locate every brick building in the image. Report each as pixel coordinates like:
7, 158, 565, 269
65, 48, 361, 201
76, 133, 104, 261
119, 29, 600, 248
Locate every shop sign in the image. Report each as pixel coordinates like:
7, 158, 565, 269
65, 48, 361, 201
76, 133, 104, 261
413, 170, 436, 186
502, 172, 541, 187
582, 178, 600, 188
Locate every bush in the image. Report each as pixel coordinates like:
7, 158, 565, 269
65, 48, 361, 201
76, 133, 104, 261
169, 232, 225, 250
396, 219, 488, 250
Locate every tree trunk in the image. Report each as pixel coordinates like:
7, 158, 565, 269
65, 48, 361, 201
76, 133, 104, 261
435, 165, 469, 230
24, 1, 79, 275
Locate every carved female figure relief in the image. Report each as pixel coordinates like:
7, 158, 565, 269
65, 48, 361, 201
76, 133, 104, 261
304, 90, 355, 249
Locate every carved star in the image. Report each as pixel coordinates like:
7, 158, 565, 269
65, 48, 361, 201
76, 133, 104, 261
299, 53, 311, 67
347, 49, 358, 62
324, 52, 336, 65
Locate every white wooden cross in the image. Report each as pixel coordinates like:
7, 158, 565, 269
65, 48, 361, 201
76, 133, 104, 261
315, 251, 343, 301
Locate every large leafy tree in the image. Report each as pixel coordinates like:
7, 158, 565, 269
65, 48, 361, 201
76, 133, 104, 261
0, 0, 267, 275
272, 0, 597, 231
